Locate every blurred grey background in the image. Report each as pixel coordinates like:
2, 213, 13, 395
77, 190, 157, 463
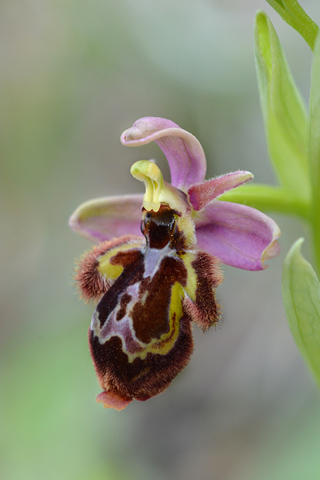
1, 1, 320, 479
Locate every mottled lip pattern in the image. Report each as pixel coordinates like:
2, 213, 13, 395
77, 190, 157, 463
70, 116, 281, 411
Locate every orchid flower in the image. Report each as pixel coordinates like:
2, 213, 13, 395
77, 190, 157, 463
69, 117, 280, 411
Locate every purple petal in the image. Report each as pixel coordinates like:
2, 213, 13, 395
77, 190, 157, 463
194, 201, 280, 271
69, 194, 143, 242
188, 171, 253, 211
121, 117, 207, 190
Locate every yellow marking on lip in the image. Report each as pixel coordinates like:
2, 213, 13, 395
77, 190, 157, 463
98, 243, 141, 281
181, 251, 197, 302
125, 281, 185, 362
176, 215, 196, 248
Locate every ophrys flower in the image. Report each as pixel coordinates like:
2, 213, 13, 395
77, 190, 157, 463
70, 117, 280, 411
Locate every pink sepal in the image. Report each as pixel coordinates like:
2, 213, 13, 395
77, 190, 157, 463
121, 117, 206, 189
194, 200, 281, 271
69, 194, 143, 243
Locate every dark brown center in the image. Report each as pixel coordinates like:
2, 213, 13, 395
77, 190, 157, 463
141, 205, 178, 249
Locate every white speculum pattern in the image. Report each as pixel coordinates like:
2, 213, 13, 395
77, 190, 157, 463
91, 283, 144, 358
142, 245, 172, 279
90, 246, 178, 362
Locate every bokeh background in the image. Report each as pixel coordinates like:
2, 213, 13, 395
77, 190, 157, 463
2, 1, 320, 479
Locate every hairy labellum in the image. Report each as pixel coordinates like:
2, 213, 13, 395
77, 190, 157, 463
76, 205, 222, 410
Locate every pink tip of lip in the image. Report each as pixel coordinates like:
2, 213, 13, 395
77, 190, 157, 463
96, 391, 132, 411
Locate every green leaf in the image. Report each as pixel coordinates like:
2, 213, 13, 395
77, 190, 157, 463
308, 32, 320, 274
282, 238, 320, 388
265, 0, 319, 50
254, 12, 310, 198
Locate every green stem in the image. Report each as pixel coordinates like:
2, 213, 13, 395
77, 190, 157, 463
219, 184, 310, 219
311, 205, 320, 275
308, 33, 320, 274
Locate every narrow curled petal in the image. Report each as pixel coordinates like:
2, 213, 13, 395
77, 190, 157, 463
194, 201, 281, 271
69, 194, 143, 242
120, 117, 207, 190
188, 171, 253, 211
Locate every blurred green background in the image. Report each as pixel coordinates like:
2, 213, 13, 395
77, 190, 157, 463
2, 1, 320, 479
